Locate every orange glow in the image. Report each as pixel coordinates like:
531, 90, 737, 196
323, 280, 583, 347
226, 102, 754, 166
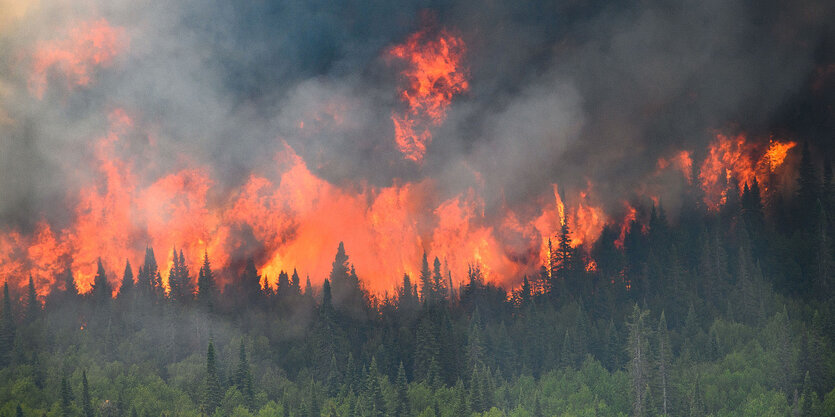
29, 19, 127, 99
614, 203, 637, 249
657, 151, 693, 182
763, 140, 796, 171
388, 27, 468, 162
585, 259, 598, 273
699, 133, 796, 210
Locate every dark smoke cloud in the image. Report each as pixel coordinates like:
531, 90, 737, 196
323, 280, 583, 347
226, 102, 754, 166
0, 0, 833, 228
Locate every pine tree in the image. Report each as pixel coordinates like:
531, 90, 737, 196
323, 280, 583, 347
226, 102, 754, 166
419, 252, 432, 303
414, 317, 439, 382
137, 247, 162, 299
63, 268, 79, 298
656, 311, 672, 416
240, 258, 261, 303
25, 275, 39, 323
276, 270, 290, 298
118, 260, 134, 299
469, 366, 484, 413
91, 258, 112, 305
797, 142, 820, 222
0, 282, 16, 366
168, 247, 182, 302
365, 358, 385, 417
394, 362, 409, 417
290, 269, 301, 295
82, 370, 94, 417
627, 304, 651, 417
432, 257, 446, 302
560, 329, 572, 368
555, 219, 573, 288
235, 341, 254, 409
60, 375, 74, 417
196, 251, 216, 310
16, 403, 23, 417
203, 342, 222, 414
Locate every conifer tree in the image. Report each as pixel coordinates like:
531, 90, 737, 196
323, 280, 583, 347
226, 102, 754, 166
82, 370, 94, 417
203, 342, 222, 414
91, 258, 112, 305
0, 282, 14, 366
432, 256, 446, 302
627, 305, 650, 417
394, 362, 409, 417
797, 142, 820, 226
419, 251, 432, 302
290, 269, 301, 295
63, 268, 79, 298
235, 341, 254, 408
118, 260, 134, 299
25, 275, 39, 323
276, 270, 290, 298
365, 357, 385, 417
196, 251, 216, 310
656, 311, 672, 416
60, 375, 74, 417
138, 247, 162, 298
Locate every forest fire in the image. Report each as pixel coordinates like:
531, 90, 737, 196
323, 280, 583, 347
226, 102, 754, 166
388, 27, 468, 162
698, 133, 796, 210
0, 19, 809, 301
28, 19, 127, 99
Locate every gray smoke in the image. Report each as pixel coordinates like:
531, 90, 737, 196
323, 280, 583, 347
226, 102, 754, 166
0, 0, 832, 229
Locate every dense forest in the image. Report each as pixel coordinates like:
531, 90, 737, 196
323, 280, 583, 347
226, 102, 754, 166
1, 143, 834, 417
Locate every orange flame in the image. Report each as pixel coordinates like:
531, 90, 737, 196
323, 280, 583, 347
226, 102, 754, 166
29, 19, 127, 99
699, 133, 796, 210
614, 203, 637, 249
657, 150, 693, 182
388, 27, 468, 162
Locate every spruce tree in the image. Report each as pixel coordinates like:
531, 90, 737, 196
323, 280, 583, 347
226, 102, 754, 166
366, 358, 385, 417
196, 251, 216, 310
394, 362, 409, 417
60, 375, 74, 417
82, 370, 94, 417
627, 305, 650, 417
91, 258, 112, 305
203, 342, 222, 414
63, 269, 79, 298
118, 260, 134, 300
25, 275, 39, 323
0, 282, 16, 366
235, 341, 254, 408
432, 257, 446, 302
419, 251, 432, 303
656, 311, 672, 416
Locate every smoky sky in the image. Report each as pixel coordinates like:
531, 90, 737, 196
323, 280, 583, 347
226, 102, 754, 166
0, 0, 833, 229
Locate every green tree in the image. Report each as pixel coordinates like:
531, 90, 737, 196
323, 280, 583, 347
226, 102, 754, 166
60, 375, 74, 417
91, 258, 112, 305
117, 260, 134, 299
656, 311, 672, 416
394, 362, 409, 417
197, 251, 216, 310
235, 342, 254, 408
25, 275, 39, 323
627, 305, 651, 417
82, 370, 94, 417
0, 282, 15, 366
204, 342, 223, 414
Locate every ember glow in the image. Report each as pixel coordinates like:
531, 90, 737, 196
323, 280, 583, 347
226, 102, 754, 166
28, 19, 127, 99
388, 27, 469, 162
